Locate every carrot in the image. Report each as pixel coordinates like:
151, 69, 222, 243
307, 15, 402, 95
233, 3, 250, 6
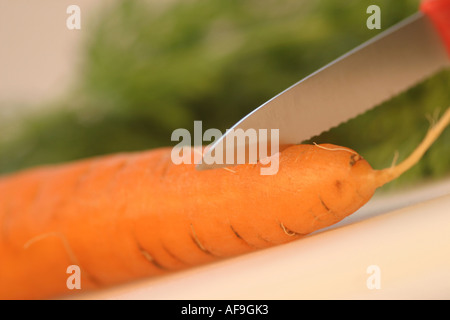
1, 107, 449, 300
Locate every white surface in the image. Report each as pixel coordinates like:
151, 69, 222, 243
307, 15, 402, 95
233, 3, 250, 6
74, 177, 450, 300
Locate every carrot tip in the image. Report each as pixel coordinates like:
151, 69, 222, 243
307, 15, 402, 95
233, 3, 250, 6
374, 106, 450, 188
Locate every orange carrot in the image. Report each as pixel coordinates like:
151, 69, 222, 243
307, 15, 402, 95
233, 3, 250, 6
0, 108, 449, 300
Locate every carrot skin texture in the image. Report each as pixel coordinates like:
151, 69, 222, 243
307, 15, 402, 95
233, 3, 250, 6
0, 144, 375, 299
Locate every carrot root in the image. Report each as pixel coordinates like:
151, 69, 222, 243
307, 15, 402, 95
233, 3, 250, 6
374, 107, 450, 188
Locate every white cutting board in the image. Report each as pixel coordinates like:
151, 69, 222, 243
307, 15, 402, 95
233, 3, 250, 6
74, 177, 450, 300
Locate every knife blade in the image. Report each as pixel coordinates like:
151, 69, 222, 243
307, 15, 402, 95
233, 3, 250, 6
197, 10, 449, 171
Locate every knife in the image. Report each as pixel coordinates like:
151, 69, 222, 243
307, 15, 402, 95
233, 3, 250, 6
196, 0, 450, 171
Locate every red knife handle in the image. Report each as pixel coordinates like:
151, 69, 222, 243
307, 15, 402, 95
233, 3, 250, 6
420, 0, 450, 57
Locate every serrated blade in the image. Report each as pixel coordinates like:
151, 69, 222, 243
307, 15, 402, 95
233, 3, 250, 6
197, 12, 449, 170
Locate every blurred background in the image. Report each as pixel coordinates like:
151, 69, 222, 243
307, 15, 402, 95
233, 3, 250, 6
1, 0, 449, 191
